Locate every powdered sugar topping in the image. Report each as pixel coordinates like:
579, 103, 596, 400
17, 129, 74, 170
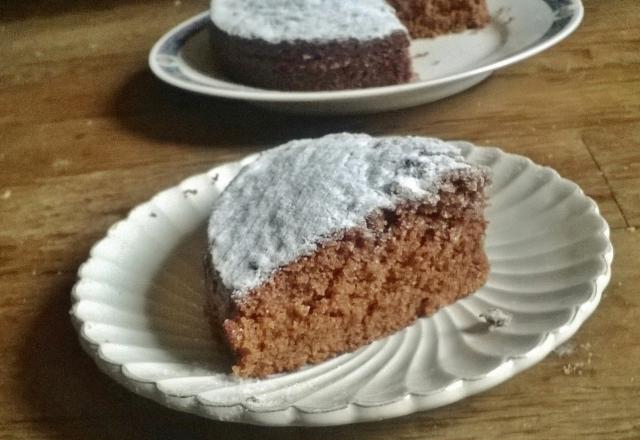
210, 0, 407, 44
208, 133, 486, 298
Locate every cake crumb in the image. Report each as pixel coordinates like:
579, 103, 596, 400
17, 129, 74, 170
1, 189, 11, 200
580, 342, 593, 365
479, 308, 512, 328
554, 341, 576, 357
562, 361, 585, 376
627, 226, 636, 232
31, 269, 37, 276
560, 341, 593, 374
183, 189, 198, 197
174, 0, 182, 5
149, 212, 158, 218
211, 173, 219, 184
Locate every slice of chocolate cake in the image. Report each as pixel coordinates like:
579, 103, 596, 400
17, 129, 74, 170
209, 0, 412, 91
206, 133, 490, 378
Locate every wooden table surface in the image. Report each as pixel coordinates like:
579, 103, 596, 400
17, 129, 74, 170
1, 0, 639, 438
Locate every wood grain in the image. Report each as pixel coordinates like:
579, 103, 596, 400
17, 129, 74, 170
0, 0, 638, 438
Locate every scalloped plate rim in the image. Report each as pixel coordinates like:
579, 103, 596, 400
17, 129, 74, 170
70, 144, 612, 426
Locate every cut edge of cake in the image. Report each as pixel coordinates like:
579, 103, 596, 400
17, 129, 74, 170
205, 134, 491, 377
387, 0, 490, 39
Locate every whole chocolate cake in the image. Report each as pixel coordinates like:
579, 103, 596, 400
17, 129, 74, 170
209, 0, 490, 91
205, 133, 490, 377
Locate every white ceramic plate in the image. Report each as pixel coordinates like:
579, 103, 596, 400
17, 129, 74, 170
149, 0, 583, 114
71, 142, 612, 426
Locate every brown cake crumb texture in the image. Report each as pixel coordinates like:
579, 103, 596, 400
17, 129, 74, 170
388, 0, 490, 38
209, 25, 412, 91
213, 177, 489, 377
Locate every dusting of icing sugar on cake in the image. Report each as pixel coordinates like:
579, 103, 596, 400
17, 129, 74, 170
210, 0, 407, 44
208, 133, 487, 298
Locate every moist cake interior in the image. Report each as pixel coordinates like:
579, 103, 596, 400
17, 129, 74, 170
216, 176, 488, 377
388, 0, 490, 38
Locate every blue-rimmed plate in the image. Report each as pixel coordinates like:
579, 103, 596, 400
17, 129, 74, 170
149, 0, 583, 114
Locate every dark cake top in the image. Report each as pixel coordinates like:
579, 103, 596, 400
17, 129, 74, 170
210, 0, 406, 44
208, 133, 488, 298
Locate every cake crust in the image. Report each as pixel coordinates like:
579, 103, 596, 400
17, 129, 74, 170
209, 24, 412, 91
